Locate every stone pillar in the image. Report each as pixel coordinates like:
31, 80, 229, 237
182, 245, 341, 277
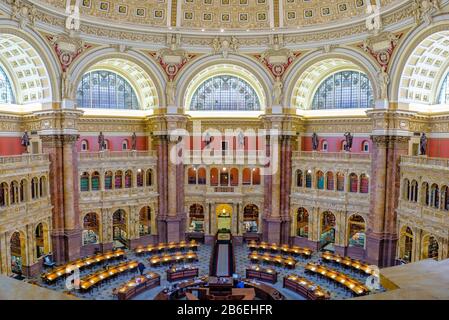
366, 135, 409, 267
156, 135, 168, 243
41, 134, 82, 263
166, 136, 182, 242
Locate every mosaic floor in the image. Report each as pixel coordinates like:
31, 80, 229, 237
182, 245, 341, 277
28, 243, 385, 300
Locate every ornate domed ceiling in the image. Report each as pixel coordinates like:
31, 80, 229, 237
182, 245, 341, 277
38, 0, 398, 32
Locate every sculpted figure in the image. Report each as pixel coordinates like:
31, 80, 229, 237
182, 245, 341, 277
273, 77, 283, 105
131, 132, 137, 151
21, 131, 30, 152
98, 132, 105, 151
344, 132, 353, 152
420, 133, 427, 155
312, 133, 319, 151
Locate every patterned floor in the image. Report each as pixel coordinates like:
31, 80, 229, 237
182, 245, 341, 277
29, 243, 385, 300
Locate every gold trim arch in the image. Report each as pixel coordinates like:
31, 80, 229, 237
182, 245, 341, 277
69, 48, 165, 110
284, 49, 380, 110
176, 54, 272, 113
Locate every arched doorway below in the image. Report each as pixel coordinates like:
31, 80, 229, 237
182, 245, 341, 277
320, 211, 336, 251
10, 232, 25, 275
216, 204, 232, 233
112, 209, 128, 248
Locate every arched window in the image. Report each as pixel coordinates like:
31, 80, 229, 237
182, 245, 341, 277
411, 180, 418, 202
91, 172, 100, 191
362, 141, 370, 152
322, 140, 328, 151
189, 204, 204, 233
404, 179, 410, 200
198, 168, 206, 185
305, 170, 312, 188
10, 232, 23, 274
252, 168, 261, 185
326, 172, 334, 190
39, 177, 46, 197
243, 204, 259, 233
311, 71, 374, 109
0, 65, 15, 104
316, 171, 324, 190
441, 185, 449, 211
104, 171, 113, 190
400, 226, 413, 263
220, 168, 229, 186
139, 206, 152, 236
113, 209, 127, 244
124, 170, 132, 188
81, 140, 89, 151
242, 168, 251, 185
122, 140, 129, 151
422, 235, 439, 260
320, 211, 336, 249
297, 208, 309, 238
188, 167, 197, 184
430, 184, 439, 208
438, 71, 449, 104
336, 172, 345, 191
230, 168, 239, 186
210, 168, 218, 186
19, 179, 27, 202
296, 170, 303, 187
341, 140, 347, 152
83, 212, 99, 245
360, 174, 369, 193
80, 172, 90, 192
76, 70, 140, 109
35, 223, 48, 258
103, 140, 109, 150
189, 75, 261, 111
349, 173, 358, 193
0, 182, 8, 206
115, 171, 123, 189
137, 169, 144, 187
348, 215, 366, 248
146, 169, 153, 186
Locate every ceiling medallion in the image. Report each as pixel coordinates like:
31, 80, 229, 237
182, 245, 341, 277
360, 32, 402, 72
255, 35, 301, 79
47, 33, 91, 71
150, 34, 195, 81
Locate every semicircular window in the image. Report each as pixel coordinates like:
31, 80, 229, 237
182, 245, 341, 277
0, 65, 15, 104
190, 75, 261, 111
76, 70, 139, 109
438, 71, 449, 104
311, 71, 374, 110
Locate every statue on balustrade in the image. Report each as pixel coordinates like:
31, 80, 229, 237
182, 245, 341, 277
131, 132, 137, 151
238, 131, 245, 147
98, 132, 106, 151
344, 132, 353, 152
21, 131, 30, 152
204, 132, 212, 148
420, 133, 427, 155
312, 133, 319, 151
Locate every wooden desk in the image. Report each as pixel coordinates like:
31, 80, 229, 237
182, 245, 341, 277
321, 251, 375, 275
79, 260, 138, 291
148, 251, 198, 267
246, 266, 278, 284
166, 267, 199, 282
135, 241, 199, 255
242, 279, 285, 300
41, 249, 126, 283
248, 241, 313, 258
154, 276, 209, 300
305, 263, 369, 296
283, 274, 330, 300
248, 251, 297, 269
116, 272, 161, 300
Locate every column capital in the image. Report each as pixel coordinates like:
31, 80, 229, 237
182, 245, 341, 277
366, 109, 420, 137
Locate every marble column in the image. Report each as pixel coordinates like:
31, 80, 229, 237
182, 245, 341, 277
156, 135, 168, 243
366, 135, 409, 267
41, 134, 82, 263
166, 137, 182, 243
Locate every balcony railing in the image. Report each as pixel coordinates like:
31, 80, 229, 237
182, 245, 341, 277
401, 155, 449, 168
79, 150, 157, 160
293, 151, 371, 161
0, 153, 49, 165
183, 150, 265, 165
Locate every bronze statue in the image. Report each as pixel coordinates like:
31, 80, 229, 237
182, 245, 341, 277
98, 132, 105, 151
21, 131, 30, 152
420, 133, 427, 155
344, 132, 353, 152
312, 133, 319, 151
131, 132, 137, 151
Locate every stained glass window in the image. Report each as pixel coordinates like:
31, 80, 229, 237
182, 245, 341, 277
438, 71, 449, 104
311, 71, 374, 109
190, 75, 261, 111
0, 65, 15, 104
76, 70, 139, 109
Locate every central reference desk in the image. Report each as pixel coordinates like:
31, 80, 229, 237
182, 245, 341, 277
116, 272, 161, 300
